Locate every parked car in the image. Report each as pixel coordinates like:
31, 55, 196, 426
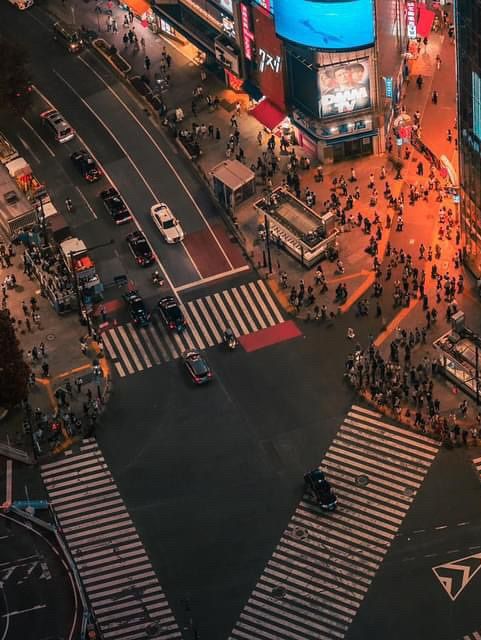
100, 188, 132, 225
150, 202, 184, 243
123, 290, 150, 327
126, 230, 154, 267
158, 295, 186, 332
71, 150, 102, 182
40, 109, 75, 143
182, 350, 212, 385
304, 469, 337, 511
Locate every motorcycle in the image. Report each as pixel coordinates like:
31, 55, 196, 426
223, 329, 237, 350
152, 271, 164, 287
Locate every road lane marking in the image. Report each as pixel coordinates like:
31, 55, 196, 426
44, 73, 180, 302
258, 280, 284, 323
221, 291, 248, 334
240, 284, 267, 329
231, 288, 257, 332
175, 265, 250, 292
146, 325, 170, 361
213, 292, 241, 337
108, 328, 134, 374
75, 186, 97, 219
127, 325, 152, 368
21, 116, 55, 157
117, 326, 143, 371
195, 298, 222, 342
18, 136, 40, 164
185, 302, 214, 347
78, 54, 236, 271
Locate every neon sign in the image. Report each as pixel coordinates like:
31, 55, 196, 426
407, 1, 417, 39
240, 3, 255, 61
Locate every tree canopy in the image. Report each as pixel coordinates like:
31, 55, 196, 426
0, 311, 30, 410
0, 36, 32, 114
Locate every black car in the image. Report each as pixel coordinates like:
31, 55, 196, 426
304, 469, 337, 511
71, 150, 102, 182
126, 230, 154, 267
123, 290, 150, 327
182, 350, 212, 385
100, 188, 132, 225
158, 296, 186, 332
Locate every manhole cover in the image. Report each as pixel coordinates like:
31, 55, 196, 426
356, 475, 369, 487
46, 333, 56, 341
292, 526, 308, 540
404, 486, 415, 497
271, 586, 286, 599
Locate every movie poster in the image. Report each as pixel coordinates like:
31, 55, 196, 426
318, 59, 371, 118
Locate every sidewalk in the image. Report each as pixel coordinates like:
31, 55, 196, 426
41, 0, 480, 426
0, 243, 111, 460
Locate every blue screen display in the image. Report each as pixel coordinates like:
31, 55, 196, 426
273, 0, 375, 51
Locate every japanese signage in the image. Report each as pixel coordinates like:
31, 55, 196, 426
406, 1, 417, 39
318, 59, 371, 118
258, 48, 281, 74
240, 3, 255, 61
252, 3, 285, 110
384, 76, 393, 98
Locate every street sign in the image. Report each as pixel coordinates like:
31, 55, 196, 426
432, 552, 481, 600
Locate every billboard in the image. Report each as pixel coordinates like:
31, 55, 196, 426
318, 59, 371, 117
273, 0, 375, 51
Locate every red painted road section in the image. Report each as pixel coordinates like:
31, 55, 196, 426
239, 320, 302, 353
184, 228, 231, 277
211, 224, 247, 269
92, 299, 123, 316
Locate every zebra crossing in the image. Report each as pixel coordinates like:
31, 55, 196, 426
102, 279, 285, 377
229, 404, 440, 640
462, 631, 481, 640
40, 439, 182, 640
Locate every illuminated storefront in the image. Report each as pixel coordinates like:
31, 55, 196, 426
274, 0, 377, 162
151, 0, 240, 81
456, 0, 481, 276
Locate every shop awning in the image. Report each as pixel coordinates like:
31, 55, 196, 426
416, 5, 435, 38
249, 99, 285, 131
124, 0, 151, 17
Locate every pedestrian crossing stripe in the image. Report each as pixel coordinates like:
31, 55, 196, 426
40, 439, 182, 640
462, 631, 481, 640
433, 552, 481, 601
103, 279, 287, 377
229, 405, 440, 640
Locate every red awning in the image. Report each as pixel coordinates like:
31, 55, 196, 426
249, 99, 285, 131
416, 5, 435, 38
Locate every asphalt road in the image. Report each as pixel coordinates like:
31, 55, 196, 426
2, 4, 481, 639
98, 319, 356, 638
0, 511, 78, 640
0, 3, 246, 294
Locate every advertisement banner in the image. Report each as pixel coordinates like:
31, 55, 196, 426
273, 0, 375, 51
318, 59, 371, 117
252, 4, 286, 110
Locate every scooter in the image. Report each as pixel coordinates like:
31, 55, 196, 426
223, 329, 237, 350
152, 271, 164, 287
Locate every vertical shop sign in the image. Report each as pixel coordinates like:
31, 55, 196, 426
240, 3, 255, 60
406, 1, 417, 39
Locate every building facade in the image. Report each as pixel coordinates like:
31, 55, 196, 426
149, 0, 409, 163
456, 0, 481, 276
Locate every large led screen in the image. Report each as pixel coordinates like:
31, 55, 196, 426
318, 59, 371, 117
273, 0, 375, 51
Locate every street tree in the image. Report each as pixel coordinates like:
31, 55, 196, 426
0, 37, 32, 114
0, 311, 30, 410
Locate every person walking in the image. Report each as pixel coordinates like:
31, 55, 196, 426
144, 55, 151, 71
431, 90, 438, 104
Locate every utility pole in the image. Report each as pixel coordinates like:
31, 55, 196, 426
264, 214, 272, 275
